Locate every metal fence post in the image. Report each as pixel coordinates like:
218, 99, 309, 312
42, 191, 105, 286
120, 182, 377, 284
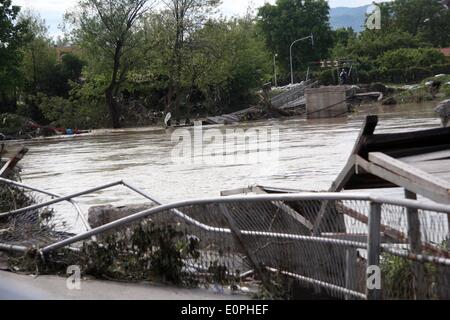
405, 190, 426, 299
345, 248, 358, 300
367, 202, 382, 300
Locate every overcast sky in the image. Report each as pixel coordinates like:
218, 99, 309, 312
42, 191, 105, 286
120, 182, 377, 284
13, 0, 383, 37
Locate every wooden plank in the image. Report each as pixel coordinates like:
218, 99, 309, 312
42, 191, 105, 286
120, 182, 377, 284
336, 200, 449, 257
258, 186, 309, 194
0, 147, 28, 178
365, 127, 450, 156
368, 152, 450, 196
219, 204, 277, 295
316, 116, 379, 234
381, 144, 450, 159
336, 115, 379, 191
271, 200, 314, 232
356, 156, 450, 205
330, 155, 356, 192
412, 160, 450, 175
335, 202, 407, 244
400, 150, 450, 163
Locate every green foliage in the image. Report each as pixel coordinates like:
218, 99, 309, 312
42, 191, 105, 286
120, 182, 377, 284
37, 95, 78, 128
3, 0, 450, 130
66, 0, 153, 128
0, 0, 28, 110
36, 78, 110, 130
380, 0, 450, 47
327, 1, 450, 86
0, 113, 28, 135
80, 222, 201, 286
316, 69, 337, 86
191, 18, 272, 112
377, 48, 446, 70
137, 15, 272, 115
257, 0, 333, 77
348, 31, 428, 63
381, 253, 440, 300
330, 27, 357, 59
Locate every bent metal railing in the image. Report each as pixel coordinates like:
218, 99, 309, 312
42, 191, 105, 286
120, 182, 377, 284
1, 178, 450, 300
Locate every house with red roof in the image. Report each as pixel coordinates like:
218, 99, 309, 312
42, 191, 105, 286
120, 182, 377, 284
438, 48, 450, 57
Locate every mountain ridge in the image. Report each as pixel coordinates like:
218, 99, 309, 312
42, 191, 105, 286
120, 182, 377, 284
330, 5, 370, 32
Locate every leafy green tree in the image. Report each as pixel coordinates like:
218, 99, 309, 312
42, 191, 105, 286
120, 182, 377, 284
18, 11, 57, 95
378, 0, 450, 47
376, 48, 446, 70
348, 31, 429, 62
191, 18, 272, 113
140, 14, 271, 116
257, 0, 333, 81
0, 0, 27, 111
160, 0, 220, 117
66, 0, 154, 128
330, 27, 357, 59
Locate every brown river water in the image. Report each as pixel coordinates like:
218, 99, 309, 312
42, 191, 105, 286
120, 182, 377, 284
9, 102, 442, 224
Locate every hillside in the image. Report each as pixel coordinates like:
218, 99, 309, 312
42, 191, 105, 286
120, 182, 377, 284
330, 5, 370, 32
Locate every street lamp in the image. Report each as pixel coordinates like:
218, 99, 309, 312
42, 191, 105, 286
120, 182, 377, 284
290, 34, 314, 85
273, 54, 278, 87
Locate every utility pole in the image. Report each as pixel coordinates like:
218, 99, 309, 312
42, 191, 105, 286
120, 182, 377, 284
290, 34, 314, 85
273, 54, 278, 87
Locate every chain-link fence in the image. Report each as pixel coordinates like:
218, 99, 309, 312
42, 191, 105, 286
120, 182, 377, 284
0, 179, 449, 300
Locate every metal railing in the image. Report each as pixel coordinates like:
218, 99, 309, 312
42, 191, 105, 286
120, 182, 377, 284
271, 80, 316, 108
1, 178, 450, 300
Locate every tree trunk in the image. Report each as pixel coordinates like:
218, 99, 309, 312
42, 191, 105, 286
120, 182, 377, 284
106, 86, 121, 129
106, 42, 123, 129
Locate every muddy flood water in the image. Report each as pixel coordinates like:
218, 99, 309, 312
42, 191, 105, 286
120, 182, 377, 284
10, 102, 442, 225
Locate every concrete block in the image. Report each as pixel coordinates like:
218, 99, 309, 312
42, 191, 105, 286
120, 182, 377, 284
305, 86, 347, 119
88, 204, 156, 229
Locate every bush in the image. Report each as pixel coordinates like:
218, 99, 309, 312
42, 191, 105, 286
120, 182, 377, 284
35, 78, 110, 130
377, 48, 446, 70
317, 69, 336, 85
79, 222, 201, 286
38, 95, 78, 129
0, 113, 28, 135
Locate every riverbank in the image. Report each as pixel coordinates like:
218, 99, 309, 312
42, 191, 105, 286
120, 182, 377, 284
2, 78, 448, 142
387, 74, 450, 104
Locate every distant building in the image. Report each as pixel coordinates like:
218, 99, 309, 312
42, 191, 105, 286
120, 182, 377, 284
438, 48, 450, 57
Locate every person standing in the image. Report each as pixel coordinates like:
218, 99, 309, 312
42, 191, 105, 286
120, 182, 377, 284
339, 69, 349, 85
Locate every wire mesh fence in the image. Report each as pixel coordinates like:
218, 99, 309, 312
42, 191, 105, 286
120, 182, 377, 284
379, 204, 450, 300
0, 182, 79, 251
1, 180, 450, 300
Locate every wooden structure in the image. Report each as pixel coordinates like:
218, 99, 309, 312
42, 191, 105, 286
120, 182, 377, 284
0, 144, 28, 178
328, 115, 450, 205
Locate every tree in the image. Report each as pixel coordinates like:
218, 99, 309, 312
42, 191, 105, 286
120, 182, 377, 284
0, 0, 27, 111
191, 18, 272, 113
18, 11, 56, 95
67, 0, 154, 128
257, 0, 333, 81
330, 27, 357, 59
161, 0, 220, 117
376, 48, 446, 70
378, 0, 450, 47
